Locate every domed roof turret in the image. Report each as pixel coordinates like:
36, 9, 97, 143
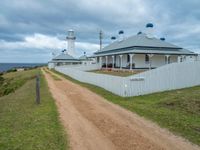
111, 36, 116, 40
146, 23, 154, 28
137, 31, 142, 35
160, 37, 165, 41
118, 30, 124, 34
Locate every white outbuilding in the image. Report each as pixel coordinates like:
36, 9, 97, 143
48, 53, 80, 69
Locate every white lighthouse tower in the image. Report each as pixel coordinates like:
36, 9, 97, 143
66, 29, 76, 57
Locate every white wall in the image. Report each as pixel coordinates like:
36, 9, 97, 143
125, 61, 200, 96
116, 55, 120, 67
102, 55, 128, 67
81, 60, 95, 65
133, 54, 165, 68
151, 55, 165, 67
56, 61, 200, 97
56, 65, 125, 96
107, 56, 113, 64
185, 55, 196, 62
57, 64, 100, 71
122, 54, 128, 67
133, 54, 178, 68
48, 62, 55, 69
98, 54, 196, 69
133, 54, 148, 68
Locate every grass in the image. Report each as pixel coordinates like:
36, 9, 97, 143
0, 69, 38, 97
88, 69, 144, 77
44, 68, 61, 80
52, 69, 200, 146
0, 69, 68, 150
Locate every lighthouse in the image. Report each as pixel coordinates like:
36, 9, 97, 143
66, 29, 76, 57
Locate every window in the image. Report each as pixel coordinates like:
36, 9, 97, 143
145, 54, 149, 63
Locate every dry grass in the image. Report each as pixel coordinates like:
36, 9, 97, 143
89, 69, 145, 77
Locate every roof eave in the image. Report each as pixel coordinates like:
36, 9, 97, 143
93, 49, 196, 57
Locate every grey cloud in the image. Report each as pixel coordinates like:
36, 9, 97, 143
0, 0, 200, 62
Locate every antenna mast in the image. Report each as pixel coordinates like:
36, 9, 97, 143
99, 30, 103, 50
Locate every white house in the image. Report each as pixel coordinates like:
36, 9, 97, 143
93, 24, 197, 70
79, 53, 95, 65
48, 53, 81, 69
48, 29, 88, 69
48, 51, 95, 69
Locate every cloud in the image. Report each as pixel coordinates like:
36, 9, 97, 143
0, 0, 200, 62
0, 33, 99, 62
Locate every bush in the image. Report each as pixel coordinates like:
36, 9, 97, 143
6, 68, 17, 73
0, 76, 4, 84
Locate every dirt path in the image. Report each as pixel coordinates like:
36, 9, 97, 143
43, 70, 199, 150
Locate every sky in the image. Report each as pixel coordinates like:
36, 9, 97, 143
0, 0, 200, 63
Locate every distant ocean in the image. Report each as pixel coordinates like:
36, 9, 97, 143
0, 63, 46, 73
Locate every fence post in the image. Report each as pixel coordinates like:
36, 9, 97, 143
36, 74, 40, 104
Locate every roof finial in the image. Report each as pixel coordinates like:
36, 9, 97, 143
118, 30, 124, 41
160, 37, 165, 41
62, 49, 67, 54
145, 23, 154, 38
146, 23, 154, 28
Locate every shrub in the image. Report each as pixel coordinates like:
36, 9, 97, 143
6, 68, 17, 73
0, 76, 4, 84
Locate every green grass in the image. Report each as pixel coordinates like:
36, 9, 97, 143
88, 69, 144, 77
44, 68, 61, 80
0, 69, 68, 150
52, 69, 200, 146
0, 69, 38, 97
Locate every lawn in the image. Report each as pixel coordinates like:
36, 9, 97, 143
88, 69, 145, 77
0, 69, 68, 150
52, 69, 200, 146
0, 69, 39, 96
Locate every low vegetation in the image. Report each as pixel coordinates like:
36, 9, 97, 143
0, 69, 68, 150
0, 69, 38, 97
89, 69, 144, 77
52, 69, 200, 146
44, 68, 61, 80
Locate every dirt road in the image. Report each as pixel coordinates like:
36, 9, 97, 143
43, 70, 199, 150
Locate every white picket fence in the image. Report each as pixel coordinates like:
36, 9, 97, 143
55, 61, 200, 97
